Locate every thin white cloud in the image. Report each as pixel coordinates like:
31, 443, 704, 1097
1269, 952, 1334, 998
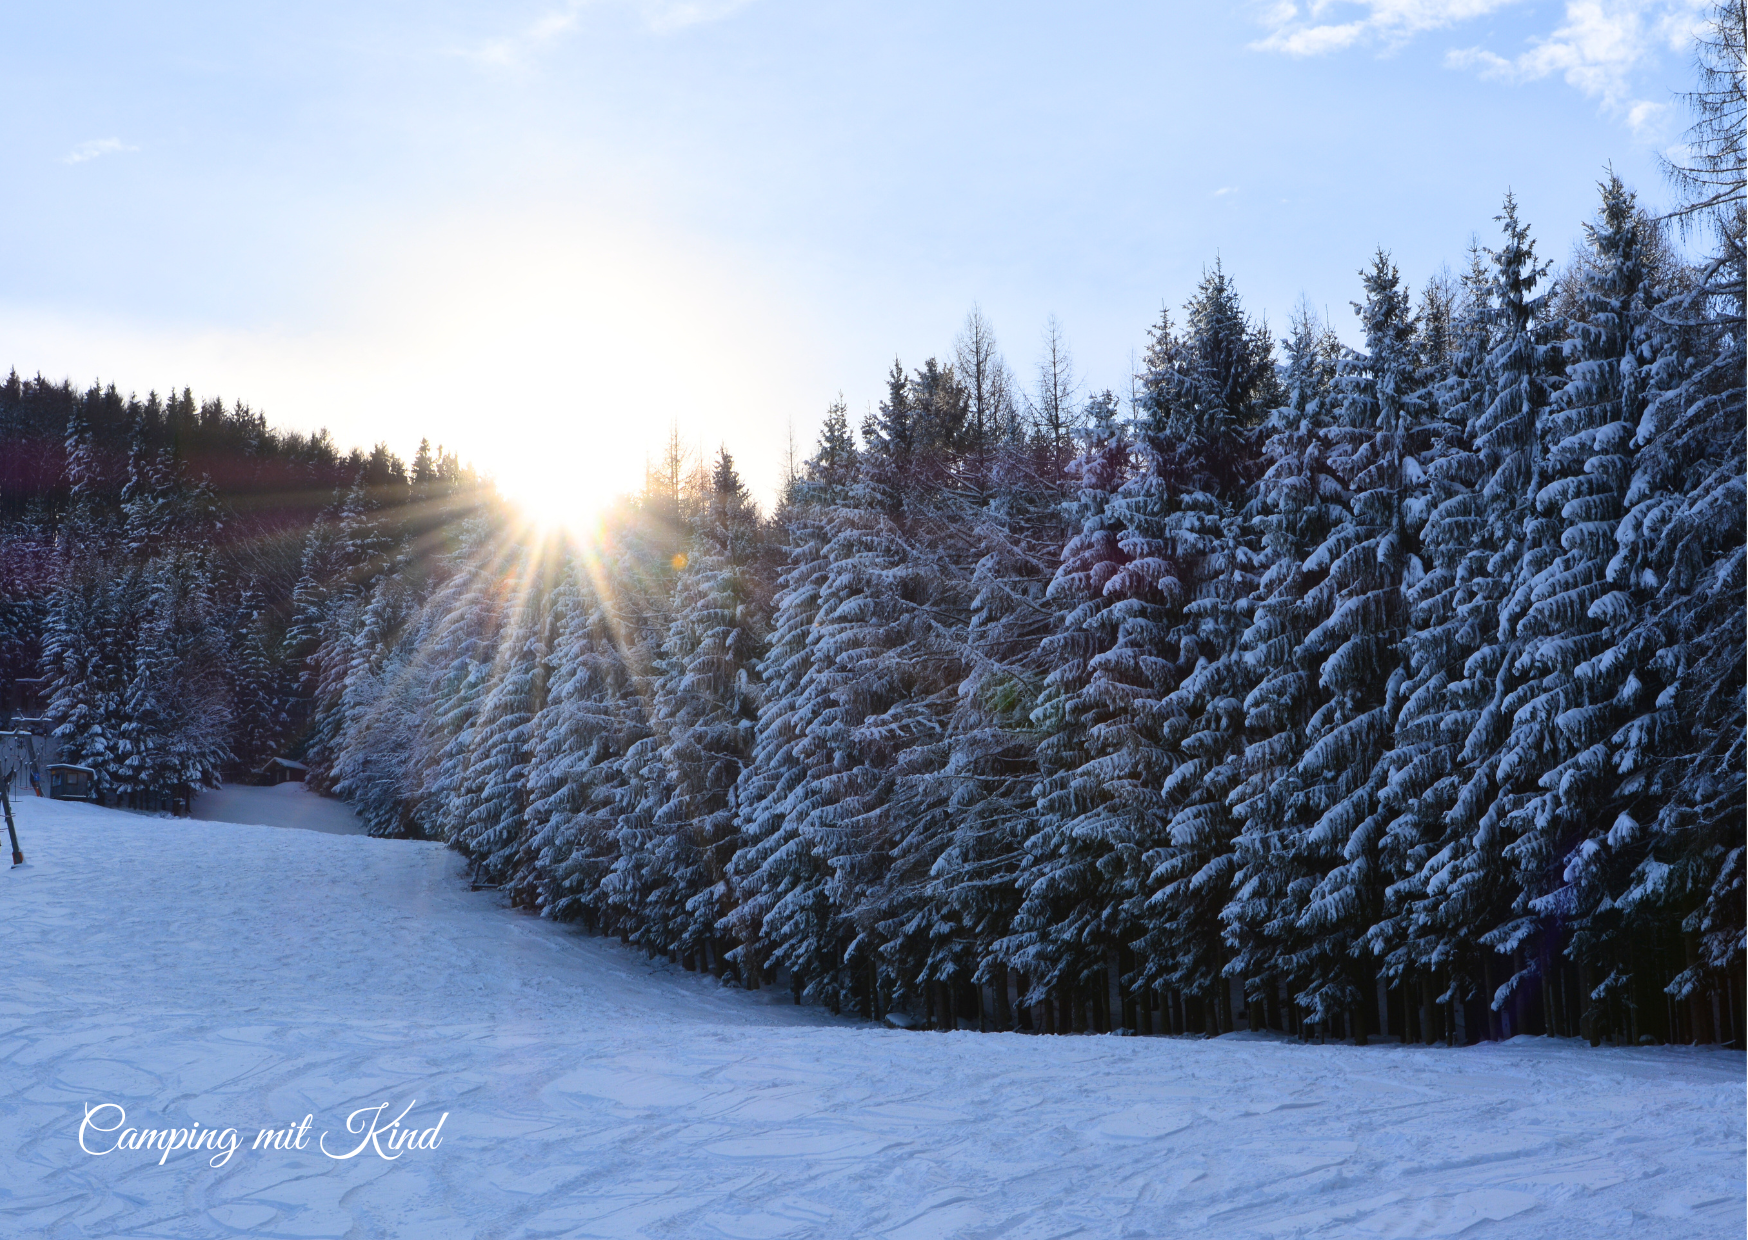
1253, 0, 1708, 138
471, 5, 582, 67
61, 138, 137, 165
469, 0, 755, 66
1213, 186, 1239, 196
1445, 0, 1708, 134
639, 0, 755, 34
1251, 1, 1522, 56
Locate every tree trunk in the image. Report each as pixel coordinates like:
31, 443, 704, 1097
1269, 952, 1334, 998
1626, 940, 1644, 1044
1577, 958, 1595, 1044
1484, 955, 1502, 1041
1686, 934, 1715, 1044
1540, 938, 1558, 1037
1116, 948, 1135, 1030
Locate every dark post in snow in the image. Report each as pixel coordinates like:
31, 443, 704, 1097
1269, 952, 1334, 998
0, 769, 23, 866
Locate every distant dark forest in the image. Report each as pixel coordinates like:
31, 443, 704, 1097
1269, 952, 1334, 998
0, 373, 491, 790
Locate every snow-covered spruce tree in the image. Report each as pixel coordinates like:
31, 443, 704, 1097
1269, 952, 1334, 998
117, 540, 233, 797
598, 518, 689, 951
43, 406, 134, 797
1596, 4, 1745, 1041
1225, 305, 1346, 1033
515, 567, 594, 909
1138, 494, 1258, 1031
1014, 388, 1141, 1031
826, 427, 974, 1020
225, 591, 288, 773
1408, 198, 1570, 1037
525, 560, 648, 926
1267, 252, 1431, 1039
744, 374, 974, 1018
43, 565, 136, 796
281, 495, 344, 772
408, 520, 509, 845
632, 451, 767, 966
328, 568, 426, 837
726, 402, 863, 1001
1485, 177, 1665, 1042
106, 441, 232, 801
1126, 267, 1274, 1032
1011, 267, 1271, 1036
855, 411, 1068, 1031
1373, 246, 1500, 1039
1011, 380, 1213, 1033
922, 436, 1069, 1031
1465, 200, 1588, 1035
1207, 253, 1429, 1040
454, 548, 553, 901
845, 323, 1060, 1030
1299, 257, 1465, 1040
296, 474, 397, 790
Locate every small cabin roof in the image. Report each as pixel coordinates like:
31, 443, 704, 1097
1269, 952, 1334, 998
47, 764, 96, 775
257, 757, 310, 772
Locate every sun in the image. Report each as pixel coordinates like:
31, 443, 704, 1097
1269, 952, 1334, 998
510, 487, 593, 537
494, 459, 612, 539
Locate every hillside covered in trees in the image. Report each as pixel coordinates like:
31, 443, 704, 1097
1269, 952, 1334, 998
0, 376, 490, 798
2, 4, 1740, 1049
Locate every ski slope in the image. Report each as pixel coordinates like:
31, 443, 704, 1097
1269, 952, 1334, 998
191, 781, 367, 835
1, 796, 1740, 1239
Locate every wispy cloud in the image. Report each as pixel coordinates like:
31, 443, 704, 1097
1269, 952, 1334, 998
1445, 0, 1708, 133
61, 137, 137, 165
638, 0, 756, 33
1251, 1, 1521, 56
470, 0, 756, 67
1252, 0, 1707, 137
1212, 186, 1239, 196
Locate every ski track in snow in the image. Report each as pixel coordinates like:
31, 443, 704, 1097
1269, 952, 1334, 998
1, 798, 1741, 1239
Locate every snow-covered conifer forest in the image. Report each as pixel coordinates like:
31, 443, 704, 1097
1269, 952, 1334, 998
3, 3, 1741, 1050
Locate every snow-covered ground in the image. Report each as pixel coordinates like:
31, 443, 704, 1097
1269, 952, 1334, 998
191, 780, 366, 834
2, 797, 1740, 1239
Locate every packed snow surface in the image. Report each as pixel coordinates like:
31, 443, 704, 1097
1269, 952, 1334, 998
2, 798, 1740, 1239
191, 781, 366, 835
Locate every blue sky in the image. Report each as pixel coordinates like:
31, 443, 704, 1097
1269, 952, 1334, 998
0, 1, 1710, 513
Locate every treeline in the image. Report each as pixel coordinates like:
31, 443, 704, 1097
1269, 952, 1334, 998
294, 137, 1740, 1047
15, 4, 1743, 1046
0, 374, 489, 802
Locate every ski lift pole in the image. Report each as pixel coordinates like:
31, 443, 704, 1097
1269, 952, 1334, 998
26, 734, 42, 797
0, 768, 23, 866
